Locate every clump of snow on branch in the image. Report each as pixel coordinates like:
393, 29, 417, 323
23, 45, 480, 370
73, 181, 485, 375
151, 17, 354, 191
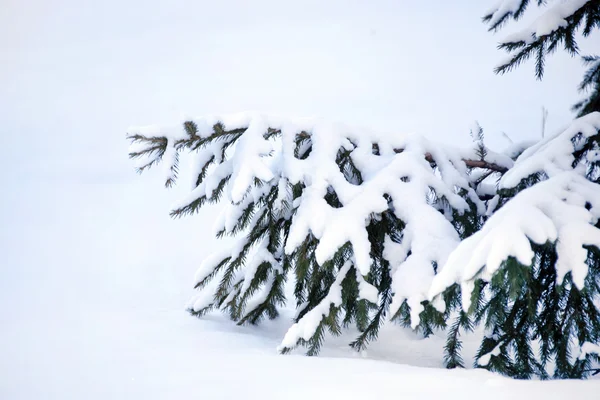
485, 0, 591, 44
501, 113, 600, 188
278, 261, 353, 350
484, 0, 526, 28
430, 113, 600, 310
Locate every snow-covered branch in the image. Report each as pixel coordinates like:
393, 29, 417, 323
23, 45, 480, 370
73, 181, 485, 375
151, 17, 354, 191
485, 0, 599, 78
128, 111, 600, 377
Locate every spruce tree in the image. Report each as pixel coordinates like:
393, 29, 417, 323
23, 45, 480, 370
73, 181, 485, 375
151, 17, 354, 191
126, 1, 600, 380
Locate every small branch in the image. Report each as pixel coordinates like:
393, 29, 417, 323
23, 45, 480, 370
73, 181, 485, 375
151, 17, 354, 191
384, 145, 508, 173
448, 158, 508, 173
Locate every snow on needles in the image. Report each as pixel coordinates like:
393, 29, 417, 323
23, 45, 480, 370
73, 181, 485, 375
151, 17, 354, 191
501, 113, 600, 188
577, 342, 600, 360
279, 261, 353, 350
485, 0, 525, 29
498, 0, 591, 45
424, 112, 600, 312
129, 112, 600, 351
431, 171, 600, 310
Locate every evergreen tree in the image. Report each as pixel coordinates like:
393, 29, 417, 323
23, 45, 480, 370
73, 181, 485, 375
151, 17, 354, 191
126, 1, 600, 380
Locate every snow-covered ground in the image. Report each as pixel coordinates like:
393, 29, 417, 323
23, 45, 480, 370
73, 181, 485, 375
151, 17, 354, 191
1, 179, 599, 399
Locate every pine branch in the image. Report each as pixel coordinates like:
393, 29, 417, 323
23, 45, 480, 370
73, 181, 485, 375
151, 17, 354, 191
490, 0, 599, 79
129, 113, 600, 376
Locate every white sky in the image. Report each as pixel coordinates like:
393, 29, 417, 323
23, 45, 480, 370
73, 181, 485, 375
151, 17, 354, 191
1, 0, 596, 186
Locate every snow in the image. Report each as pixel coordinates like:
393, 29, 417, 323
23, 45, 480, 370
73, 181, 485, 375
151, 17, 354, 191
279, 260, 353, 349
499, 0, 591, 45
478, 343, 502, 366
486, 195, 500, 216
241, 239, 281, 293
228, 117, 275, 203
501, 113, 600, 188
485, 0, 525, 28
578, 342, 600, 360
502, 140, 537, 160
2, 181, 600, 399
356, 270, 379, 303
430, 171, 600, 307
242, 271, 276, 318
387, 198, 461, 328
